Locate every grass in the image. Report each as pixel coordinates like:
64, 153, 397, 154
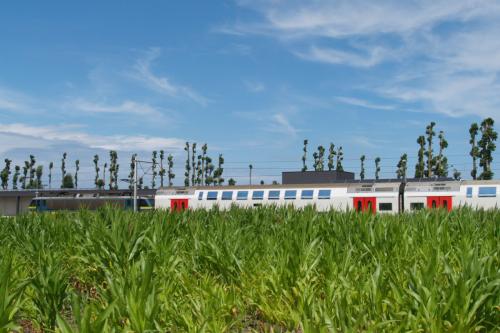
0, 206, 498, 332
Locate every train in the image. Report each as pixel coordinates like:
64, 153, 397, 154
154, 179, 500, 213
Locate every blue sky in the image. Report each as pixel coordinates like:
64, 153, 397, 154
1, 0, 500, 186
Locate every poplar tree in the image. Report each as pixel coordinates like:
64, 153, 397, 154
21, 161, 29, 189
108, 151, 119, 190
396, 154, 408, 180
249, 164, 253, 185
167, 154, 175, 186
48, 162, 53, 189
35, 165, 43, 189
103, 163, 108, 188
360, 155, 366, 180
415, 136, 426, 178
469, 123, 479, 180
478, 117, 497, 180
28, 155, 36, 188
191, 143, 197, 186
61, 153, 67, 188
375, 157, 381, 180
74, 160, 80, 188
93, 155, 100, 188
312, 152, 319, 171
425, 122, 436, 177
13, 165, 20, 190
0, 159, 11, 190
328, 143, 336, 171
302, 139, 308, 172
196, 155, 202, 185
214, 154, 224, 185
434, 131, 448, 177
317, 146, 325, 171
152, 150, 157, 189
336, 146, 344, 171
159, 150, 165, 188
184, 142, 190, 186
201, 144, 207, 184
129, 154, 137, 190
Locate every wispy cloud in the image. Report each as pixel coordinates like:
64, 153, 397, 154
0, 123, 185, 153
243, 80, 265, 92
296, 45, 392, 68
265, 113, 299, 137
132, 48, 209, 106
69, 98, 166, 117
0, 87, 36, 113
227, 0, 500, 118
336, 96, 395, 110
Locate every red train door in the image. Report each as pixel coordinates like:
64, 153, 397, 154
353, 197, 377, 213
440, 196, 452, 211
354, 197, 364, 212
171, 199, 189, 212
427, 196, 452, 211
364, 197, 376, 214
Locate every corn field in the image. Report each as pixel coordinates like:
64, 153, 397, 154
0, 207, 499, 332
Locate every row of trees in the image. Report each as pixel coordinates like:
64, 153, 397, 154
0, 142, 230, 190
301, 140, 345, 172
182, 142, 227, 186
301, 118, 497, 181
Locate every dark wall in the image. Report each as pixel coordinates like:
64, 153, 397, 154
282, 171, 355, 184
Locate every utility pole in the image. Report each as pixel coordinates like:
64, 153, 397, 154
133, 158, 138, 212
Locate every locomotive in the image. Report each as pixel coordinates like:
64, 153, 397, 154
155, 179, 500, 213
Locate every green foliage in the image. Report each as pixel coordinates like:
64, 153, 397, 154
470, 123, 480, 180
478, 118, 498, 180
302, 139, 308, 172
0, 207, 499, 331
62, 174, 74, 189
0, 159, 11, 190
415, 135, 426, 178
360, 155, 365, 180
396, 153, 407, 180
374, 156, 381, 180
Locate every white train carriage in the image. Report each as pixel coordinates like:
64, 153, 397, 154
155, 181, 402, 214
155, 179, 500, 214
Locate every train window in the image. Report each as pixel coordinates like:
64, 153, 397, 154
466, 187, 473, 198
379, 203, 392, 211
478, 187, 497, 197
318, 189, 331, 199
207, 191, 218, 200
268, 190, 280, 200
198, 192, 203, 200
252, 191, 264, 200
285, 190, 297, 200
222, 191, 233, 200
237, 191, 248, 200
410, 203, 424, 211
301, 190, 314, 199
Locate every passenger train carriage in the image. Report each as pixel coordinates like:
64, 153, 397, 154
155, 180, 500, 213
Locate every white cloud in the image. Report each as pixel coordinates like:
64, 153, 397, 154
336, 96, 395, 110
266, 113, 299, 137
229, 0, 500, 118
0, 123, 185, 153
69, 99, 165, 117
296, 45, 391, 68
0, 87, 36, 113
132, 48, 209, 106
